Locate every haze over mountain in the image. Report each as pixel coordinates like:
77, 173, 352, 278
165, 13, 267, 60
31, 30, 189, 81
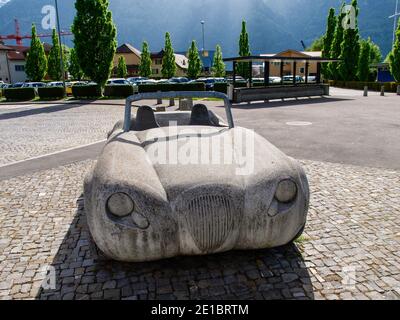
0, 0, 396, 59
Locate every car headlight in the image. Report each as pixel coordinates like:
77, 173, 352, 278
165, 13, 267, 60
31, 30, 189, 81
275, 179, 297, 203
107, 193, 134, 217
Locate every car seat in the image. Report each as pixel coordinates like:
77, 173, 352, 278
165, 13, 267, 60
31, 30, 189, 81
190, 104, 212, 126
134, 106, 160, 131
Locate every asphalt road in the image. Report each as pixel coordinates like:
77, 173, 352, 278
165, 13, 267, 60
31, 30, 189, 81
0, 87, 399, 180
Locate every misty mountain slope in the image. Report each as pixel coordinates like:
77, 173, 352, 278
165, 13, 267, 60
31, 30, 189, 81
0, 0, 396, 57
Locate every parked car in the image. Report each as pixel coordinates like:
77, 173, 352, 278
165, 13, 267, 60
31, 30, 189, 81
84, 91, 310, 262
304, 76, 317, 83
11, 82, 25, 88
22, 82, 46, 88
226, 76, 245, 83
127, 77, 148, 85
193, 77, 227, 90
269, 77, 282, 84
169, 77, 190, 84
107, 78, 131, 86
282, 76, 305, 84
47, 81, 64, 87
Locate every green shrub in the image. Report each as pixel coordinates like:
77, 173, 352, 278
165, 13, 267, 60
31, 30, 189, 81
329, 80, 399, 92
38, 87, 65, 100
72, 85, 102, 99
4, 88, 36, 101
104, 85, 134, 98
138, 83, 206, 93
213, 83, 228, 93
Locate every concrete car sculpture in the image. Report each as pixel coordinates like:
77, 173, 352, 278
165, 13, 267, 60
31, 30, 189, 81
84, 91, 310, 262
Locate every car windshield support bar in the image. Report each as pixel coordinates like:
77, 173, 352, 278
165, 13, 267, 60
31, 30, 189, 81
124, 91, 235, 132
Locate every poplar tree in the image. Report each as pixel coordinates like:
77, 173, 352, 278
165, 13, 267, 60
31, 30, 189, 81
187, 40, 202, 79
357, 39, 371, 82
329, 2, 345, 80
237, 20, 251, 78
322, 8, 336, 79
117, 56, 127, 78
139, 41, 152, 78
388, 19, 400, 82
338, 0, 361, 81
25, 24, 47, 81
212, 45, 226, 77
161, 32, 176, 78
68, 48, 84, 80
47, 29, 62, 80
72, 0, 117, 88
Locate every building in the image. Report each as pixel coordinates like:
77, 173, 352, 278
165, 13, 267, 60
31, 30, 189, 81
0, 43, 52, 83
0, 43, 12, 82
370, 63, 395, 83
113, 43, 141, 77
150, 50, 188, 78
261, 49, 322, 77
177, 50, 216, 75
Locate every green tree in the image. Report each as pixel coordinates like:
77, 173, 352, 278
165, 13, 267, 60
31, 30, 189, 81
338, 0, 361, 81
321, 8, 336, 79
212, 44, 226, 77
68, 48, 84, 80
72, 0, 117, 88
117, 56, 127, 78
367, 38, 382, 64
307, 36, 324, 51
329, 2, 346, 80
237, 20, 251, 78
139, 41, 152, 78
25, 24, 47, 81
388, 19, 400, 82
161, 32, 176, 78
47, 29, 62, 80
357, 39, 371, 81
187, 40, 202, 79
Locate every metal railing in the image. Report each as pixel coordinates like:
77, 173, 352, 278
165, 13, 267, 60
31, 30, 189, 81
124, 91, 234, 132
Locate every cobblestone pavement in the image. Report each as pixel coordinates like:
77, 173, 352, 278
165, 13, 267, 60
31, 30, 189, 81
0, 159, 399, 300
0, 102, 124, 166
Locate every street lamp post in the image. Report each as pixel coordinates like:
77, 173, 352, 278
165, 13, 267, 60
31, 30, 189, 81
389, 0, 400, 45
201, 20, 205, 54
55, 0, 66, 96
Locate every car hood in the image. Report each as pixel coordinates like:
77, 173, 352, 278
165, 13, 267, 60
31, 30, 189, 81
96, 126, 303, 203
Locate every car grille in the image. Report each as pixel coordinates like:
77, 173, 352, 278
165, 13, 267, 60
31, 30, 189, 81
185, 194, 235, 252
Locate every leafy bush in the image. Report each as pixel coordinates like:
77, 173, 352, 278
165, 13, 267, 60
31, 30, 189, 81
328, 80, 399, 92
213, 83, 228, 93
72, 85, 102, 99
104, 85, 134, 98
4, 88, 36, 101
38, 87, 65, 100
138, 83, 205, 93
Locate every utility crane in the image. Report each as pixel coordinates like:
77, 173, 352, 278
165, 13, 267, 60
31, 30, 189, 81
0, 19, 72, 46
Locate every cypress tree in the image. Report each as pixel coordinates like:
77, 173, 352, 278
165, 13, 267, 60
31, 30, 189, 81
238, 20, 251, 78
72, 0, 117, 88
117, 56, 127, 78
25, 24, 47, 82
357, 40, 371, 82
389, 19, 400, 82
139, 41, 152, 78
338, 0, 361, 81
161, 32, 176, 78
47, 29, 62, 80
329, 2, 345, 80
187, 40, 202, 79
68, 48, 84, 80
322, 8, 336, 79
367, 38, 382, 64
212, 45, 226, 77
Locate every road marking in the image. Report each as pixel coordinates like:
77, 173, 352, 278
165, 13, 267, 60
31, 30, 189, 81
286, 121, 313, 126
0, 139, 107, 168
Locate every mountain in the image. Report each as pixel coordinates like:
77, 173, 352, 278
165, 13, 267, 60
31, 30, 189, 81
0, 0, 396, 59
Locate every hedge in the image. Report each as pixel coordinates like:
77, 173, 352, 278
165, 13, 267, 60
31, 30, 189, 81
4, 87, 36, 101
72, 85, 102, 99
138, 83, 206, 93
104, 85, 134, 98
213, 83, 228, 93
329, 80, 400, 93
38, 87, 65, 100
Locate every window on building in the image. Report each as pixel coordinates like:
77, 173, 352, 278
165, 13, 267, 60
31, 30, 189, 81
300, 67, 305, 74
15, 65, 25, 72
152, 69, 159, 74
